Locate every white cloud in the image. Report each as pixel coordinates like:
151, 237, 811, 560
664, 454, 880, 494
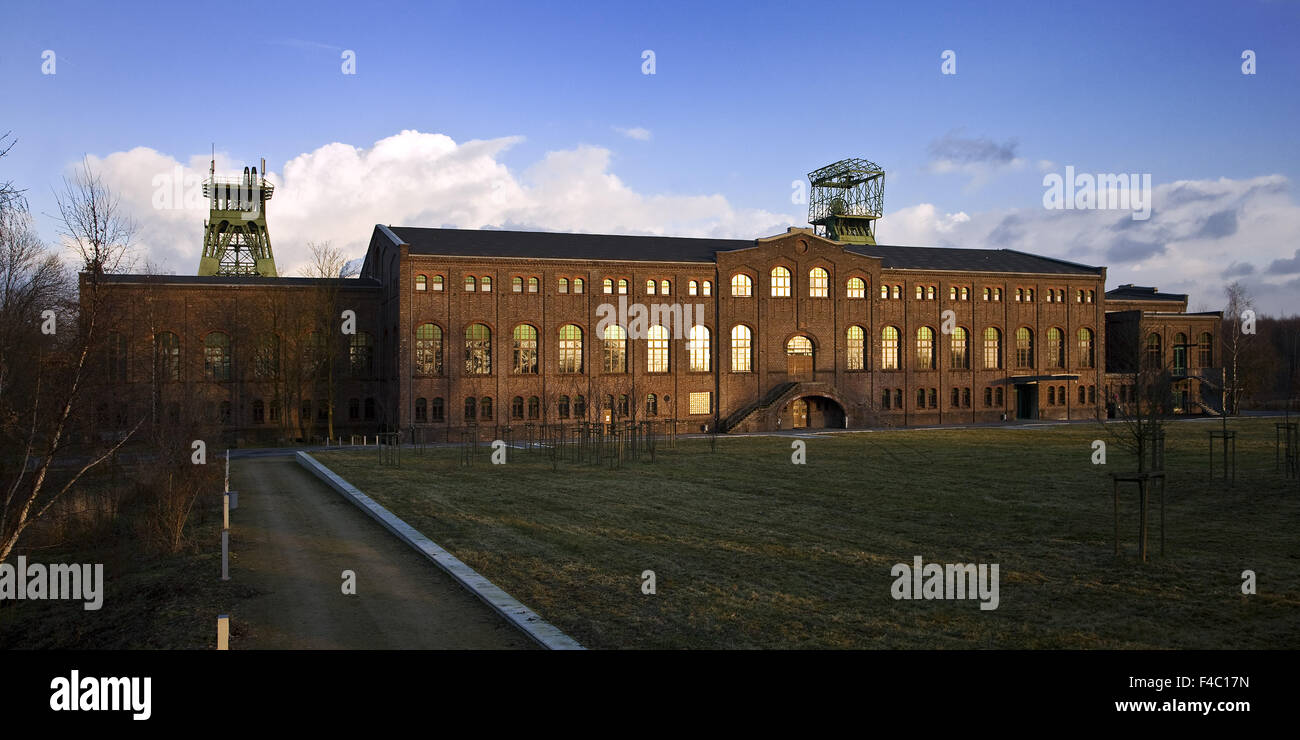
81, 130, 795, 277
876, 174, 1300, 315
614, 126, 652, 141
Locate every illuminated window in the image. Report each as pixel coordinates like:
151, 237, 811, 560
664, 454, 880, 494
647, 324, 669, 372
465, 324, 492, 375
950, 327, 969, 369
527, 277, 538, 293
881, 284, 889, 299
646, 279, 657, 295
688, 280, 698, 296
771, 266, 791, 297
689, 392, 712, 415
892, 285, 901, 299
809, 267, 828, 298
618, 279, 628, 295
731, 274, 753, 297
481, 276, 491, 292
961, 287, 969, 300
513, 277, 524, 293
847, 326, 865, 371
465, 275, 476, 292
916, 285, 924, 300
415, 274, 427, 291
660, 279, 670, 295
431, 275, 443, 291
603, 278, 613, 294
688, 324, 711, 372
645, 394, 658, 416
984, 328, 1003, 369
573, 278, 584, 293
558, 324, 583, 373
983, 287, 990, 301
558, 277, 569, 293
847, 277, 865, 298
702, 281, 712, 296
881, 326, 900, 370
1046, 328, 1064, 369
1015, 328, 1034, 368
415, 323, 443, 375
602, 324, 626, 373
916, 326, 935, 369
512, 325, 538, 374
731, 325, 752, 373
927, 286, 936, 300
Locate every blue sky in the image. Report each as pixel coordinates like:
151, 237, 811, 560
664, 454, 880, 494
3, 0, 1298, 312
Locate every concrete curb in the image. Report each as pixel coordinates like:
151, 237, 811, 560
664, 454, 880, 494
294, 451, 584, 650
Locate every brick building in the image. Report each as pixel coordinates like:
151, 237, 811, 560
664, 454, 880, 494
86, 226, 1222, 442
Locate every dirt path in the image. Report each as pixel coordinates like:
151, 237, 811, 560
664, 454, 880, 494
227, 455, 533, 649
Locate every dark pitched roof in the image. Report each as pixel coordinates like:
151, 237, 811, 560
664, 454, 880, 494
90, 274, 380, 288
392, 226, 746, 263
1104, 284, 1188, 302
847, 245, 1103, 275
386, 226, 1104, 275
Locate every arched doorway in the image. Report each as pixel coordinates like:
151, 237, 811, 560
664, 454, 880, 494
790, 398, 809, 428
786, 335, 813, 379
782, 395, 845, 429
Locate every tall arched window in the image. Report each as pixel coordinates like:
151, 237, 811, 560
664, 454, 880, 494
349, 332, 374, 378
1046, 328, 1064, 369
647, 324, 669, 373
558, 324, 583, 373
771, 266, 791, 297
415, 323, 443, 375
154, 331, 180, 381
431, 397, 444, 421
984, 328, 1002, 370
465, 324, 492, 375
104, 332, 127, 383
602, 324, 627, 373
512, 325, 538, 374
558, 395, 571, 418
1145, 333, 1163, 369
731, 273, 752, 297
846, 277, 865, 299
1015, 328, 1034, 368
950, 327, 969, 369
1198, 332, 1213, 367
254, 333, 280, 379
574, 395, 587, 417
847, 326, 865, 371
688, 324, 711, 372
511, 396, 524, 419
528, 396, 540, 419
1173, 332, 1188, 373
204, 332, 231, 381
465, 397, 477, 421
1077, 328, 1095, 368
809, 267, 828, 298
731, 325, 752, 373
881, 326, 900, 370
916, 327, 936, 370
480, 396, 494, 420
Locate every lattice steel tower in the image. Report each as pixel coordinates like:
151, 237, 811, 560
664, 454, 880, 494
197, 158, 278, 276
807, 158, 885, 245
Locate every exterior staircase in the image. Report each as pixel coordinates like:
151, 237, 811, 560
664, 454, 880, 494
721, 381, 839, 432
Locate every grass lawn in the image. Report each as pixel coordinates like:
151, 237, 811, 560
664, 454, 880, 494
313, 418, 1300, 649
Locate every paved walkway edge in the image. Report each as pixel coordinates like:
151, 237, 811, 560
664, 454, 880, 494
295, 451, 584, 650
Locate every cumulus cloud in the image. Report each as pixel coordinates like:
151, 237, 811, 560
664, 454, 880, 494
614, 126, 652, 141
81, 130, 795, 277
875, 174, 1300, 315
926, 129, 1025, 188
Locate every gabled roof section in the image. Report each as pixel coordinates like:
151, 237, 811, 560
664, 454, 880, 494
392, 226, 751, 263
1104, 284, 1189, 303
846, 244, 1104, 275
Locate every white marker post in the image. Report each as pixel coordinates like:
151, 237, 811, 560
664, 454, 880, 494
223, 492, 230, 530
217, 615, 229, 650
224, 449, 230, 493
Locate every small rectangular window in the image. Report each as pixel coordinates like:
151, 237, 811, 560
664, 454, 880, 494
688, 392, 712, 415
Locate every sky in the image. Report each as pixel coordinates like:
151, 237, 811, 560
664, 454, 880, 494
2, 0, 1298, 313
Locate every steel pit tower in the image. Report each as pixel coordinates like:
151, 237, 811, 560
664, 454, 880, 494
807, 158, 885, 245
197, 158, 278, 276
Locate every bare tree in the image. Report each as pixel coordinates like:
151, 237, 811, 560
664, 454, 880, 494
1097, 311, 1173, 472
299, 241, 357, 441
1222, 282, 1257, 415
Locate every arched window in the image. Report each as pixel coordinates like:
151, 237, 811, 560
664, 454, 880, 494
558, 324, 583, 373
983, 287, 991, 301
646, 279, 657, 295
847, 326, 865, 371
465, 324, 492, 375
106, 332, 127, 382
647, 324, 669, 373
415, 274, 427, 291
574, 395, 587, 417
995, 387, 1004, 406
771, 266, 791, 297
464, 397, 477, 421
1198, 332, 1213, 367
617, 278, 629, 295
1046, 328, 1064, 369
602, 324, 627, 373
847, 277, 865, 299
688, 280, 698, 296
254, 333, 280, 379
415, 398, 427, 422
155, 332, 180, 381
1146, 333, 1163, 369
558, 277, 569, 293
881, 285, 890, 299
1078, 328, 1095, 368
431, 275, 443, 291
618, 394, 629, 417
512, 325, 539, 374
809, 267, 828, 298
481, 276, 492, 292
573, 278, 584, 294
1048, 386, 1056, 405
731, 273, 753, 297
431, 397, 444, 421
892, 285, 902, 299
513, 276, 524, 293
528, 396, 540, 419
984, 328, 1003, 369
660, 279, 670, 295
480, 396, 494, 420
252, 399, 265, 423
702, 281, 712, 296
558, 395, 571, 418
881, 326, 900, 370
204, 332, 231, 381
1079, 386, 1086, 405
415, 324, 443, 376
787, 335, 813, 363
464, 275, 476, 292
950, 327, 969, 369
603, 278, 614, 294
916, 327, 935, 370
528, 277, 539, 293
1015, 328, 1034, 368
511, 396, 524, 419
731, 325, 752, 373
688, 324, 711, 372
926, 286, 936, 300
645, 393, 658, 416
349, 332, 373, 378
1173, 332, 1188, 373
984, 388, 993, 407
